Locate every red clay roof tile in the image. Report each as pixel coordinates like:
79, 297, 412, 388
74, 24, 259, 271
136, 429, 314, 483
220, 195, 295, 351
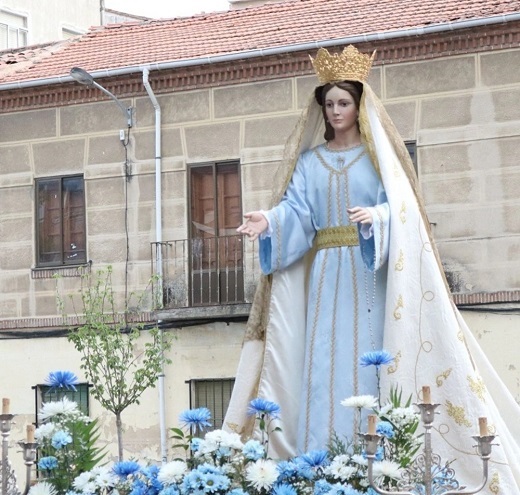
1, 0, 519, 85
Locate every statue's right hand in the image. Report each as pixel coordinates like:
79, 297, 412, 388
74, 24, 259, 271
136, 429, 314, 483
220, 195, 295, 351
236, 212, 268, 241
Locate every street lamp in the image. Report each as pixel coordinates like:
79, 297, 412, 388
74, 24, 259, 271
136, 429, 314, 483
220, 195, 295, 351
70, 67, 133, 128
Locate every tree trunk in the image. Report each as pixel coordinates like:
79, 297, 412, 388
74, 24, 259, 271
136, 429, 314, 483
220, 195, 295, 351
116, 411, 124, 460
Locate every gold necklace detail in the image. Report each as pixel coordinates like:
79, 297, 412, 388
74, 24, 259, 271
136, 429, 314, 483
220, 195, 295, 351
325, 142, 363, 153
315, 147, 366, 174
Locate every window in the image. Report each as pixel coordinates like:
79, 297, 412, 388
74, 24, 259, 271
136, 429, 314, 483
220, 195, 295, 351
189, 162, 243, 305
33, 383, 90, 425
36, 175, 86, 267
188, 378, 235, 432
0, 10, 28, 49
405, 140, 417, 175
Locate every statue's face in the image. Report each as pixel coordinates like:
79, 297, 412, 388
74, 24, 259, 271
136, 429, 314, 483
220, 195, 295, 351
324, 86, 359, 136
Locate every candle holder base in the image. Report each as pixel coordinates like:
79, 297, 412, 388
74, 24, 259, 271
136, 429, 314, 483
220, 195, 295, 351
0, 459, 21, 495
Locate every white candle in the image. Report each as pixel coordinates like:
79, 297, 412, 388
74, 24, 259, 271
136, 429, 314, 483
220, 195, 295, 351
2, 398, 9, 415
422, 386, 431, 404
479, 417, 488, 437
27, 424, 35, 443
368, 414, 377, 435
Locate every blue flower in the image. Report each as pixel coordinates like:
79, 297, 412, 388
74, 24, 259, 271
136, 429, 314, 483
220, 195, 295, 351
191, 437, 203, 452
51, 430, 72, 449
328, 483, 362, 495
38, 456, 58, 470
159, 487, 180, 495
228, 490, 248, 495
242, 439, 265, 460
272, 484, 297, 495
277, 460, 313, 481
298, 450, 329, 468
359, 350, 394, 368
247, 398, 281, 418
45, 370, 79, 391
113, 460, 141, 477
314, 479, 332, 495
179, 407, 212, 431
376, 420, 395, 439
202, 473, 230, 493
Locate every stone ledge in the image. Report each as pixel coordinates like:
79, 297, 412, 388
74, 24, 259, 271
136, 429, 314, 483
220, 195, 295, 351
155, 303, 251, 322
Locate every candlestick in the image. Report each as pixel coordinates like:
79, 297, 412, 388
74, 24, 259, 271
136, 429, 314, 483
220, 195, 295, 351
2, 398, 9, 415
479, 417, 488, 437
368, 414, 377, 435
26, 424, 35, 443
422, 386, 431, 404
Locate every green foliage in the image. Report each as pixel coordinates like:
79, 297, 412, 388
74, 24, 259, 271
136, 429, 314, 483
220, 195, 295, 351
57, 266, 173, 458
37, 399, 106, 494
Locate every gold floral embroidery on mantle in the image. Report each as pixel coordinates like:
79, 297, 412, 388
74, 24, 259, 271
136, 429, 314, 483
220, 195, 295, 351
393, 295, 404, 320
489, 471, 500, 494
468, 376, 487, 402
395, 249, 404, 271
436, 369, 452, 387
445, 400, 472, 427
400, 202, 407, 223
387, 350, 401, 374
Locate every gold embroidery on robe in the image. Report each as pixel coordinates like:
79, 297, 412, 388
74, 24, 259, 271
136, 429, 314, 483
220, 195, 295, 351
489, 471, 500, 494
400, 202, 407, 223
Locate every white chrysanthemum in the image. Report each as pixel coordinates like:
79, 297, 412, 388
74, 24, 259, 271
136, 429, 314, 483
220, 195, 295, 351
28, 482, 58, 495
328, 463, 357, 481
73, 471, 96, 493
245, 459, 279, 490
158, 460, 188, 484
387, 406, 417, 428
372, 460, 403, 480
351, 454, 368, 466
340, 395, 378, 409
35, 423, 58, 440
92, 466, 117, 489
40, 397, 79, 421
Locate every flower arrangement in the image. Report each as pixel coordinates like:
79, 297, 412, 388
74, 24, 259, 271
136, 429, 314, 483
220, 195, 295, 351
31, 372, 105, 495
27, 351, 433, 495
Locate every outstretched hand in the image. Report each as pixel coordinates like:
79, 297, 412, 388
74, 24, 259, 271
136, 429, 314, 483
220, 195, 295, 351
347, 206, 373, 225
237, 212, 268, 241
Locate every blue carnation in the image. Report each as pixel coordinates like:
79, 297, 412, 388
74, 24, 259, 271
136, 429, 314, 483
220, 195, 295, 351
159, 487, 180, 495
314, 479, 332, 495
247, 398, 281, 418
228, 490, 248, 495
113, 460, 141, 477
242, 439, 265, 460
179, 407, 212, 431
45, 370, 79, 391
360, 350, 394, 368
298, 450, 329, 468
190, 437, 203, 452
376, 420, 395, 439
51, 430, 72, 449
272, 484, 297, 495
38, 456, 58, 470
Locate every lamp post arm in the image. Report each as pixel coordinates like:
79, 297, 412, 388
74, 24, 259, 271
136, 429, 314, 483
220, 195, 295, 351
92, 80, 132, 127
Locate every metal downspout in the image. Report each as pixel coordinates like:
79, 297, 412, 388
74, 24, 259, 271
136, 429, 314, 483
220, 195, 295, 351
142, 68, 167, 464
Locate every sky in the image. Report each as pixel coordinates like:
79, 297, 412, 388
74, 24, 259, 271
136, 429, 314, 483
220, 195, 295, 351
105, 0, 231, 18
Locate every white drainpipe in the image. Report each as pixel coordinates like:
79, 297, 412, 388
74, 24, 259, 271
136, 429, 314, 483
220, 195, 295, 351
142, 68, 167, 464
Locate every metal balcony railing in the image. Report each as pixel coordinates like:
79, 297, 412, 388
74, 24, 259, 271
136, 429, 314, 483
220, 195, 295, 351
151, 235, 261, 309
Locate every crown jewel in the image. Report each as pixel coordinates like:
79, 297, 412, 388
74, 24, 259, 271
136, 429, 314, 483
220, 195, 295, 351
310, 45, 375, 84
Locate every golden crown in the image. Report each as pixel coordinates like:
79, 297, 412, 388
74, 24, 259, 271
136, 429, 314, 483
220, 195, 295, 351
310, 45, 375, 84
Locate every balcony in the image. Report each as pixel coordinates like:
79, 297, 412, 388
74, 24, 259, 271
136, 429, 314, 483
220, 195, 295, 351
151, 235, 261, 322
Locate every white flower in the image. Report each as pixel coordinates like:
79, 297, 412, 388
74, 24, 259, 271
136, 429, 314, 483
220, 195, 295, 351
372, 460, 403, 480
73, 471, 97, 493
386, 406, 417, 428
326, 458, 357, 481
246, 459, 279, 490
28, 482, 57, 495
92, 466, 117, 489
35, 423, 58, 440
158, 460, 188, 484
204, 429, 243, 449
40, 397, 79, 421
340, 395, 378, 409
351, 454, 368, 466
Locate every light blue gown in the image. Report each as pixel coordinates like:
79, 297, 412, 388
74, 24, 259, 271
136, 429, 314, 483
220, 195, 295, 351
260, 143, 390, 453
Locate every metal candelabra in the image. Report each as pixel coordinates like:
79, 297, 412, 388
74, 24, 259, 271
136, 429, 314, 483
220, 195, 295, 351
362, 403, 496, 495
0, 412, 36, 495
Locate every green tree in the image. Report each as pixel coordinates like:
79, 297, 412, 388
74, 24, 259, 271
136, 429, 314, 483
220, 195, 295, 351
58, 266, 172, 460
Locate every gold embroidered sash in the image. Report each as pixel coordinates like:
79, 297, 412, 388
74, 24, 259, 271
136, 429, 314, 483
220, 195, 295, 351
315, 226, 359, 250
